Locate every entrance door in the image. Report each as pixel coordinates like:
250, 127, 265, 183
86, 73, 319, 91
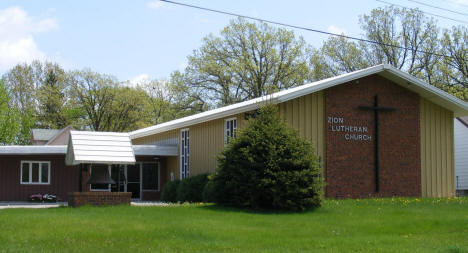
126, 164, 141, 200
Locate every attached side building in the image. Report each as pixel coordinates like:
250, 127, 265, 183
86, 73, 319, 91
455, 117, 468, 196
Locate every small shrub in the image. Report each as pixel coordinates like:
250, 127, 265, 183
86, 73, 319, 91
202, 175, 217, 203
161, 179, 180, 202
176, 173, 209, 202
212, 104, 323, 211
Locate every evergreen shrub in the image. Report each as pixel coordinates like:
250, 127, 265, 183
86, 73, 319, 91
161, 179, 180, 202
202, 175, 217, 202
176, 173, 209, 202
212, 104, 323, 211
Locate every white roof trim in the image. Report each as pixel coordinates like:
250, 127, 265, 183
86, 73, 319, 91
0, 145, 67, 155
130, 64, 468, 139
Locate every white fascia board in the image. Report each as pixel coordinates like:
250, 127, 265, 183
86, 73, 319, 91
277, 65, 386, 103
382, 66, 468, 116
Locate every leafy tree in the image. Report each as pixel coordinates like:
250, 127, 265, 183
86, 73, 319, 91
0, 79, 21, 145
310, 6, 467, 101
438, 26, 467, 89
67, 70, 117, 131
309, 37, 371, 80
182, 18, 311, 107
67, 70, 152, 132
139, 76, 206, 125
36, 68, 71, 129
360, 6, 439, 77
212, 105, 323, 211
3, 61, 66, 114
109, 86, 150, 132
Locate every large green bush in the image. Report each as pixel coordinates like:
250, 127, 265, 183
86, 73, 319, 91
176, 173, 209, 202
202, 175, 216, 203
161, 179, 180, 202
212, 104, 323, 211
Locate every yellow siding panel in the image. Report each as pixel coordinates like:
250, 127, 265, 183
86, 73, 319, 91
133, 93, 326, 179
420, 97, 455, 197
420, 100, 426, 196
278, 92, 326, 171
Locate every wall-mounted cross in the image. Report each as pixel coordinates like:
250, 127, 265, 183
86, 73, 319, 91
359, 95, 395, 192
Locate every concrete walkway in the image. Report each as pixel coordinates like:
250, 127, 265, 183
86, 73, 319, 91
130, 201, 169, 206
0, 201, 170, 209
0, 202, 67, 209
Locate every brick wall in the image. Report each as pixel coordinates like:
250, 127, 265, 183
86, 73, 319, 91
68, 192, 131, 207
325, 74, 421, 198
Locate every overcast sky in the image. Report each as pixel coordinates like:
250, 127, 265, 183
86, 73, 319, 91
0, 0, 466, 84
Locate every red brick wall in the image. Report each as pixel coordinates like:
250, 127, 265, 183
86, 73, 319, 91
68, 192, 131, 207
325, 74, 421, 198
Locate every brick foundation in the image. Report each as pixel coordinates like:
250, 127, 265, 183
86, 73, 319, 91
325, 74, 421, 198
68, 192, 131, 207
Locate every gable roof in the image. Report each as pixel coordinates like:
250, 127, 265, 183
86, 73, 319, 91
130, 64, 468, 139
66, 131, 136, 165
45, 125, 74, 145
31, 129, 61, 141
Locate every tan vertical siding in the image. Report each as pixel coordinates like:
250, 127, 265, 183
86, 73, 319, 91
132, 129, 179, 145
420, 97, 455, 197
132, 93, 325, 179
189, 113, 245, 175
278, 91, 326, 172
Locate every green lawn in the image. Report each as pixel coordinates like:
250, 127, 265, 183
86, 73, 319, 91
0, 198, 467, 253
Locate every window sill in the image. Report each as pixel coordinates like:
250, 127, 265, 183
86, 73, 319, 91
20, 183, 50, 185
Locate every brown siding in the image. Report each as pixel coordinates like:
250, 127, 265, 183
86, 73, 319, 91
0, 155, 79, 201
420, 97, 455, 197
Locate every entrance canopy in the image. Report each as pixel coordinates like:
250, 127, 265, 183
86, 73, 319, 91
66, 131, 135, 165
66, 131, 179, 166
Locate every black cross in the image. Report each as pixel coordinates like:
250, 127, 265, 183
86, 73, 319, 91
359, 95, 395, 192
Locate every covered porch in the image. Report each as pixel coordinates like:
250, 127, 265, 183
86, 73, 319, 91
67, 131, 178, 202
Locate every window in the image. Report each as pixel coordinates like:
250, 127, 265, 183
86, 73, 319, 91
225, 118, 237, 144
142, 163, 159, 191
180, 129, 190, 179
20, 161, 50, 184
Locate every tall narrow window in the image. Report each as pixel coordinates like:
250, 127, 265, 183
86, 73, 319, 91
180, 129, 190, 179
225, 118, 237, 144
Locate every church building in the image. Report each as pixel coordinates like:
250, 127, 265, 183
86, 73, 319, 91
131, 64, 468, 198
1, 64, 467, 201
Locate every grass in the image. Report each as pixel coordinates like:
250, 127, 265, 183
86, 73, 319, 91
0, 198, 467, 253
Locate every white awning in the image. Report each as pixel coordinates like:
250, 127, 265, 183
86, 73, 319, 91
66, 131, 136, 165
